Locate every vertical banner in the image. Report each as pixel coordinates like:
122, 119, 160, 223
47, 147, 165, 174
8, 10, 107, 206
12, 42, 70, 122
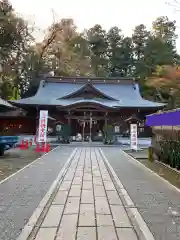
130, 124, 138, 150
38, 110, 48, 143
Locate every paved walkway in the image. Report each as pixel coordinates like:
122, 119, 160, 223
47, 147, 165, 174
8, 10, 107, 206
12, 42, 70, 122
2, 145, 180, 240
17, 147, 145, 240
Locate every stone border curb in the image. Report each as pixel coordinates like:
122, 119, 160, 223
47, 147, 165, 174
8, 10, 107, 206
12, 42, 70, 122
99, 148, 155, 240
16, 148, 77, 240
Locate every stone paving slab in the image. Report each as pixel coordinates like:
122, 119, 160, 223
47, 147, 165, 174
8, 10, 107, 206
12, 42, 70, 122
96, 214, 113, 226
81, 189, 94, 204
106, 190, 123, 205
97, 226, 117, 240
82, 180, 92, 189
52, 190, 68, 205
111, 205, 132, 227
35, 228, 57, 240
116, 227, 138, 239
41, 205, 63, 227
79, 204, 95, 226
56, 214, 78, 240
20, 147, 142, 240
77, 227, 96, 239
95, 196, 111, 214
64, 197, 80, 214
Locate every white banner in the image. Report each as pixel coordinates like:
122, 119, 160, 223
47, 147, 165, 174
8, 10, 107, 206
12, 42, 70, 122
114, 126, 120, 133
38, 110, 48, 143
130, 124, 138, 150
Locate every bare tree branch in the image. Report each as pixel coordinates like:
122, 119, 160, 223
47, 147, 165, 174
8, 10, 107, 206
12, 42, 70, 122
166, 0, 180, 11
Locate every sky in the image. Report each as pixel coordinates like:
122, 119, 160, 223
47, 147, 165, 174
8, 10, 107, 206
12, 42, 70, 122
10, 0, 180, 51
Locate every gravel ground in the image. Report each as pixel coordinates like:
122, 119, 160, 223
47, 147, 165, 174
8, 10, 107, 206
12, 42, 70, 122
0, 146, 74, 240
0, 148, 43, 181
102, 147, 180, 240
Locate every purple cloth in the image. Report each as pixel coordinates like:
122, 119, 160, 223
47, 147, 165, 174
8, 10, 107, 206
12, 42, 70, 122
146, 110, 180, 126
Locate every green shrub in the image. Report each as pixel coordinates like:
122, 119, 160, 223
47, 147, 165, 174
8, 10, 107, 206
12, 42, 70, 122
157, 138, 180, 169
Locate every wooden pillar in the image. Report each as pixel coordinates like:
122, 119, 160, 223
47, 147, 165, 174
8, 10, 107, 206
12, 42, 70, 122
68, 111, 71, 125
105, 112, 108, 125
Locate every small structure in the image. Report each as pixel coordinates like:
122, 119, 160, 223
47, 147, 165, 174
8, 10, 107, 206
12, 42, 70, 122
146, 109, 180, 126
0, 97, 18, 135
0, 98, 18, 155
146, 109, 180, 169
10, 76, 165, 141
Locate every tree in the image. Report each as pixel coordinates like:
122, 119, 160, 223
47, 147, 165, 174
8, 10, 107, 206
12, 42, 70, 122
132, 24, 150, 61
151, 16, 178, 65
167, 0, 180, 8
144, 37, 175, 73
132, 24, 150, 78
107, 27, 133, 77
132, 18, 179, 79
0, 0, 34, 99
107, 26, 123, 76
152, 16, 177, 45
119, 37, 133, 76
37, 19, 93, 76
87, 24, 108, 76
1, 0, 180, 103
146, 65, 180, 108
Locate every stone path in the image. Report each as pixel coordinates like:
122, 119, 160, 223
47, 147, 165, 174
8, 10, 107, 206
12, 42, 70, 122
2, 145, 180, 240
18, 147, 140, 240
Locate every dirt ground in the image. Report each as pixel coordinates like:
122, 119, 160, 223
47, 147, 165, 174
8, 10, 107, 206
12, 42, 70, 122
0, 148, 43, 181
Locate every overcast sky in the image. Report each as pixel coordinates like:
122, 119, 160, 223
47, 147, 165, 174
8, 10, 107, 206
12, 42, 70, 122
10, 0, 180, 51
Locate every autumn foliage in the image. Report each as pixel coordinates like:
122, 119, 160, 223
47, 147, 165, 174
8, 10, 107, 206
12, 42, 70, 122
0, 0, 179, 103
146, 65, 180, 89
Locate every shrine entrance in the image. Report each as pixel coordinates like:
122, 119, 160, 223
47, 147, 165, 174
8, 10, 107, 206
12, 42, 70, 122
67, 111, 105, 142
78, 118, 102, 142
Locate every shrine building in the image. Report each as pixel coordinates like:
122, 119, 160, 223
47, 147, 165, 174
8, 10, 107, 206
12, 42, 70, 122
10, 76, 165, 140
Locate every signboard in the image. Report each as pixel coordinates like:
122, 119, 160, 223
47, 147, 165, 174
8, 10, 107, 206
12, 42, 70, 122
38, 110, 48, 142
114, 126, 120, 133
130, 124, 137, 150
56, 124, 62, 133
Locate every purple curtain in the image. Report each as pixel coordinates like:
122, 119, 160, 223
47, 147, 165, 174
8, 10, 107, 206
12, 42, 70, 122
146, 110, 180, 126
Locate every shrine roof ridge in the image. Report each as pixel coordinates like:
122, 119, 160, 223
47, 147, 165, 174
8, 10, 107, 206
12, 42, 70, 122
41, 75, 137, 84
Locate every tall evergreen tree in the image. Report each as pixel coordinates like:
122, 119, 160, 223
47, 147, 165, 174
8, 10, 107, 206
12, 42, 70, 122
107, 26, 123, 76
87, 24, 108, 76
132, 24, 150, 61
132, 24, 150, 78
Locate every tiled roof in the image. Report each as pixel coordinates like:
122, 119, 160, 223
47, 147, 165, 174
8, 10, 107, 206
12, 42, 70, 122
0, 97, 15, 110
11, 78, 166, 109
